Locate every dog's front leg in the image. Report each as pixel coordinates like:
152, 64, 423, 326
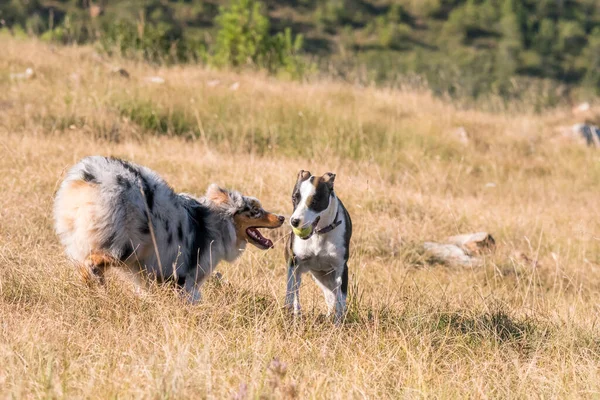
285, 259, 302, 316
182, 267, 208, 304
183, 278, 201, 303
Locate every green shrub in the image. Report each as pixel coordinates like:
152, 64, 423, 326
212, 0, 270, 68
40, 26, 65, 42
266, 28, 306, 78
50, 13, 97, 44
25, 13, 46, 36
582, 28, 600, 94
99, 18, 205, 64
375, 19, 411, 49
211, 0, 305, 77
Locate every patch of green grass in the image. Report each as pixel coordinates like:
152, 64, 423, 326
115, 94, 462, 172
118, 100, 195, 137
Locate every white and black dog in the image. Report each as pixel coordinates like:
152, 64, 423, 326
285, 170, 352, 322
54, 156, 284, 302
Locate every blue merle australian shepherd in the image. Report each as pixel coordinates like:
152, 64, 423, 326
54, 156, 284, 302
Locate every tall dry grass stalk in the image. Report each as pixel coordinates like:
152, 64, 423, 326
1, 36, 599, 398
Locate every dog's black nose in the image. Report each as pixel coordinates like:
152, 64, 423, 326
291, 218, 300, 227
278, 215, 285, 222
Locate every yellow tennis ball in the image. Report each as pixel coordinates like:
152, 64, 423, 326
292, 226, 313, 238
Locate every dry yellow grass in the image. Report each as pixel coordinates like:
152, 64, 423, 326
1, 36, 600, 398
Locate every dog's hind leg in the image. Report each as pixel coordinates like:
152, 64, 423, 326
285, 259, 302, 316
80, 251, 115, 286
339, 263, 349, 320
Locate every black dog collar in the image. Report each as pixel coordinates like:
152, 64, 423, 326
316, 211, 341, 235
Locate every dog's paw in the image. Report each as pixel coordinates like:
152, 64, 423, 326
283, 303, 302, 318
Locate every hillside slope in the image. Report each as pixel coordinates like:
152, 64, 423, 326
3, 0, 600, 100
1, 38, 600, 397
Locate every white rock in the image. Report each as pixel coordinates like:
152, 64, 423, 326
447, 232, 495, 255
573, 102, 590, 114
423, 242, 480, 267
145, 76, 165, 84
452, 126, 469, 145
10, 68, 35, 80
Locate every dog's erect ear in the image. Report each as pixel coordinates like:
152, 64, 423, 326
206, 184, 231, 205
322, 172, 336, 189
297, 170, 311, 182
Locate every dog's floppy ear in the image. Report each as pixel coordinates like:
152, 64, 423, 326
206, 184, 231, 206
297, 170, 311, 182
322, 172, 336, 189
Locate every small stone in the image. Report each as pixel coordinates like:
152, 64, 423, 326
10, 68, 35, 80
452, 126, 469, 145
447, 232, 495, 255
572, 102, 590, 114
145, 76, 165, 84
423, 242, 479, 267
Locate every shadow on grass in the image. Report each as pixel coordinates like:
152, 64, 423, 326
344, 292, 547, 352
199, 280, 549, 353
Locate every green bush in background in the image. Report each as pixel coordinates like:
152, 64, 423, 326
211, 0, 305, 77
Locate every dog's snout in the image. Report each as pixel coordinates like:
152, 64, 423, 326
291, 218, 300, 227
278, 215, 285, 223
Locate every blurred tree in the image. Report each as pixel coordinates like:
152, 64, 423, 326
496, 0, 523, 87
211, 0, 305, 76
582, 28, 600, 93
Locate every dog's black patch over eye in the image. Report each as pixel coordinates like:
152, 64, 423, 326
309, 184, 331, 212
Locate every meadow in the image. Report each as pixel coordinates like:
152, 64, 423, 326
1, 36, 600, 398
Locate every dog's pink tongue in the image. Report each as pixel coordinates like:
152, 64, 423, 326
247, 228, 274, 248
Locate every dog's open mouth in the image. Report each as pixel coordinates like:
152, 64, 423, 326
246, 227, 274, 249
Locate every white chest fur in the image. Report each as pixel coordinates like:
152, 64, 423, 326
292, 198, 347, 270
